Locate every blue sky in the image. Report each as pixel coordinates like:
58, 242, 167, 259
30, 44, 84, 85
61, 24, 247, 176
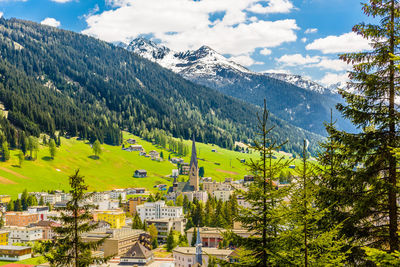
0, 0, 374, 86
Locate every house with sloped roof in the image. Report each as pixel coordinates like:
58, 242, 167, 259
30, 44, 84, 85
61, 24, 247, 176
119, 241, 154, 266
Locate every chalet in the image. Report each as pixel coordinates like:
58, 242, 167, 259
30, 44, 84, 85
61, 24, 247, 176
180, 163, 190, 175
124, 145, 143, 152
244, 175, 254, 182
170, 157, 184, 164
139, 151, 146, 156
120, 242, 154, 266
126, 138, 136, 144
148, 150, 159, 158
0, 245, 32, 261
134, 170, 147, 178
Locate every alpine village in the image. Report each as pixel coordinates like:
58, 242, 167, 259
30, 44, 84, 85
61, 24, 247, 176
0, 0, 398, 266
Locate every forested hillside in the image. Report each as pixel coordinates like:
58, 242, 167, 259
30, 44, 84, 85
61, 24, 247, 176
0, 18, 321, 153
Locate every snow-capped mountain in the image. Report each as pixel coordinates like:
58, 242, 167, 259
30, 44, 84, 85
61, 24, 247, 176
126, 37, 251, 84
264, 73, 334, 95
121, 38, 354, 136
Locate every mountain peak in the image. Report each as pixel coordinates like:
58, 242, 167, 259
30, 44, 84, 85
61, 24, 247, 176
126, 37, 170, 60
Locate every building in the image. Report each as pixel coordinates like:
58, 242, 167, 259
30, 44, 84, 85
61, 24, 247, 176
97, 211, 126, 229
202, 181, 232, 194
82, 228, 145, 257
126, 188, 146, 195
127, 138, 136, 144
120, 242, 154, 266
0, 195, 11, 204
27, 206, 49, 221
110, 189, 127, 201
134, 170, 147, 178
187, 227, 252, 248
173, 247, 232, 267
145, 217, 186, 242
180, 163, 190, 175
212, 189, 233, 202
172, 169, 179, 178
136, 201, 183, 222
30, 221, 60, 240
0, 245, 32, 262
181, 191, 208, 203
91, 192, 110, 202
124, 144, 143, 152
31, 193, 61, 205
5, 226, 43, 245
0, 231, 9, 245
5, 212, 39, 227
148, 150, 159, 158
124, 197, 146, 215
95, 200, 119, 211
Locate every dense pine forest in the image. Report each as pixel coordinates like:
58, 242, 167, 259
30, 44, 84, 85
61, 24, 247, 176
0, 18, 321, 153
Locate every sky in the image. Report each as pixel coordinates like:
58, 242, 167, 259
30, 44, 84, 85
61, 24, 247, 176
0, 0, 375, 86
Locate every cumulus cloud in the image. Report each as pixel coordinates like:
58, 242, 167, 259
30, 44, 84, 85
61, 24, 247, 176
40, 17, 61, 27
319, 72, 349, 87
82, 0, 298, 56
277, 54, 352, 71
306, 32, 371, 54
276, 54, 320, 66
247, 0, 294, 14
260, 48, 272, 55
301, 37, 307, 43
304, 28, 317, 34
230, 54, 263, 67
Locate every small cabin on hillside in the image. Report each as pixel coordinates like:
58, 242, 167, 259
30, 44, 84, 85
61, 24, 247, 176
134, 169, 147, 178
126, 138, 136, 144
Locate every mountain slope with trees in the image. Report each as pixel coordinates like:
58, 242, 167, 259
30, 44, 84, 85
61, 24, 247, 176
0, 18, 322, 153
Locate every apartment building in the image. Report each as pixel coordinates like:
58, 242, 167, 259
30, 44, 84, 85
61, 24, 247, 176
136, 201, 183, 222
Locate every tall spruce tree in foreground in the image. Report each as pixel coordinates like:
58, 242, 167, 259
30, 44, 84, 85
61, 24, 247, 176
277, 140, 349, 266
38, 170, 110, 266
225, 100, 291, 266
321, 0, 400, 254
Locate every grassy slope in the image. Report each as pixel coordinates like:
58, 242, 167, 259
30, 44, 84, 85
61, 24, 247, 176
0, 132, 301, 198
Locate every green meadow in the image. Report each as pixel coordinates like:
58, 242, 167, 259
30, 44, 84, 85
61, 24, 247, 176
0, 132, 301, 198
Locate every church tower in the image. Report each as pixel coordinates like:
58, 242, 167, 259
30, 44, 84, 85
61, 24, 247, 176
189, 135, 199, 191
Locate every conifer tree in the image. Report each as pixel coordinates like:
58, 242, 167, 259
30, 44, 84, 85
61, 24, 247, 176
49, 139, 56, 159
92, 140, 101, 159
277, 140, 349, 266
166, 230, 176, 252
322, 0, 400, 252
38, 170, 110, 266
1, 141, 10, 161
191, 226, 197, 247
17, 150, 24, 167
225, 100, 291, 266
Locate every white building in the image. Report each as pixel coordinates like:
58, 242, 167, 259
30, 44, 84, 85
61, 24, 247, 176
95, 200, 120, 211
92, 192, 110, 202
136, 201, 183, 222
4, 226, 43, 244
31, 193, 62, 205
27, 206, 49, 221
212, 189, 233, 202
173, 247, 233, 267
182, 191, 209, 203
110, 190, 126, 201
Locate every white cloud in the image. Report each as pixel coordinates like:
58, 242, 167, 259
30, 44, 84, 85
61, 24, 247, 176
229, 54, 263, 67
40, 17, 61, 27
247, 0, 294, 14
319, 72, 349, 87
277, 54, 352, 71
260, 48, 272, 55
82, 0, 299, 56
314, 58, 351, 71
276, 54, 320, 66
306, 32, 371, 54
0, 12, 3, 18
304, 28, 317, 34
301, 37, 307, 43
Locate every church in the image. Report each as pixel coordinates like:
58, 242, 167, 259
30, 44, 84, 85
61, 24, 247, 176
169, 135, 199, 193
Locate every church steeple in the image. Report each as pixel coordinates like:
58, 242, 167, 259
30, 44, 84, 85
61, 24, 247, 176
195, 227, 202, 265
189, 134, 199, 191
